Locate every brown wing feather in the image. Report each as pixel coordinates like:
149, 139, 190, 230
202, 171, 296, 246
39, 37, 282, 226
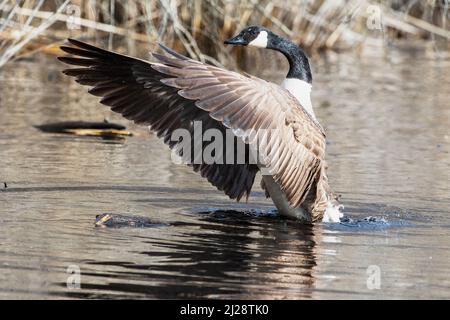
58, 39, 258, 202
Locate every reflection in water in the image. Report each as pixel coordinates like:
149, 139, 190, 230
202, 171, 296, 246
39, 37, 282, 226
0, 47, 450, 299
58, 211, 319, 299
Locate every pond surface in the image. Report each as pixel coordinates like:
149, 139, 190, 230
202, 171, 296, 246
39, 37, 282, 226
0, 45, 449, 299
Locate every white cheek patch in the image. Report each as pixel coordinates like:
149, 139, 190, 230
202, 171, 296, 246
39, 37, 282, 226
248, 31, 268, 48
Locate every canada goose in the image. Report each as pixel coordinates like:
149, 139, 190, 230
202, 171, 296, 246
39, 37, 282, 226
58, 26, 343, 223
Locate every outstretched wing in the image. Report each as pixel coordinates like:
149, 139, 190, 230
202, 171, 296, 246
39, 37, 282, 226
59, 39, 327, 207
59, 39, 258, 201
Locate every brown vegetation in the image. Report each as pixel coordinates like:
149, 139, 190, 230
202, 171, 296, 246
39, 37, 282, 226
0, 0, 448, 68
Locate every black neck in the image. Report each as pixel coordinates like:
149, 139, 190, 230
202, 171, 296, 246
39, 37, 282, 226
267, 34, 312, 83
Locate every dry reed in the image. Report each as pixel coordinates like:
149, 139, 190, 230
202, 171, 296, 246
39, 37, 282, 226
0, 0, 448, 68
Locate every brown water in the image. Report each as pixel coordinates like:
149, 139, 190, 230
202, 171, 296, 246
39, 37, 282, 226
0, 47, 449, 299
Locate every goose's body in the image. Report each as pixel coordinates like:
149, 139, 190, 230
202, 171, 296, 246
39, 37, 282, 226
59, 26, 343, 223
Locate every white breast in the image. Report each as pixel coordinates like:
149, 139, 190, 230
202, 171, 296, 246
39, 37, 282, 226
262, 176, 311, 221
281, 78, 315, 119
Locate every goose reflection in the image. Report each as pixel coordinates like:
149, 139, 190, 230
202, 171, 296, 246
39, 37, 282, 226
59, 210, 322, 299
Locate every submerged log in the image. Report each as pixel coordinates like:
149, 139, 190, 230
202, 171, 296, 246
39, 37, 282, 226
34, 121, 133, 138
95, 213, 168, 228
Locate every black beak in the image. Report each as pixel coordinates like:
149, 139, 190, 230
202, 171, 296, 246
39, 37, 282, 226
224, 35, 247, 46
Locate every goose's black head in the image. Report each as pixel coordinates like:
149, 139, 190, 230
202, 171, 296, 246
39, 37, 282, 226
224, 26, 271, 48
224, 26, 312, 84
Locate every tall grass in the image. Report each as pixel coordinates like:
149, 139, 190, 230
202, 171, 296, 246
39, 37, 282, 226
0, 0, 448, 68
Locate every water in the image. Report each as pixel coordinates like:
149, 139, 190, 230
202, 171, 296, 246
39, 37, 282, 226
0, 46, 449, 299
